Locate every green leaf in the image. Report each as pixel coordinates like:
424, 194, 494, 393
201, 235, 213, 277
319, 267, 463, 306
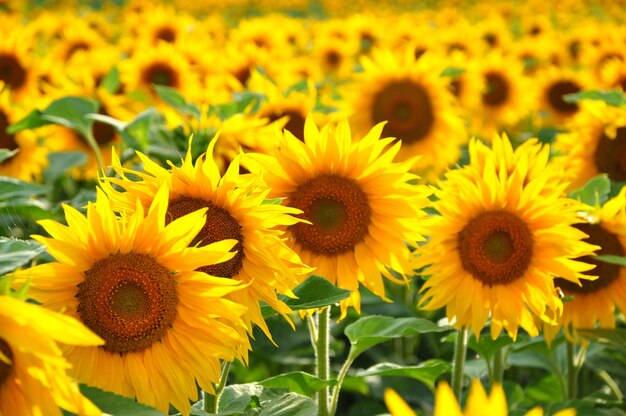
218, 384, 264, 415
468, 333, 514, 362
0, 148, 18, 163
257, 393, 316, 416
0, 237, 45, 275
44, 151, 88, 183
355, 359, 451, 390
78, 384, 166, 416
440, 67, 465, 78
7, 109, 47, 133
122, 108, 165, 152
345, 316, 449, 358
43, 96, 100, 136
569, 174, 611, 206
154, 85, 202, 118
100, 66, 121, 95
595, 254, 626, 266
0, 177, 47, 201
259, 371, 337, 396
232, 91, 266, 113
576, 328, 626, 355
523, 374, 564, 403
563, 90, 626, 107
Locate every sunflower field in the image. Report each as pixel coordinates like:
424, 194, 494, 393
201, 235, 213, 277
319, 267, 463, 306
3, 0, 626, 415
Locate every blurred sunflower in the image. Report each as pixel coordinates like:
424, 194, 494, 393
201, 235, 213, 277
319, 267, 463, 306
12, 188, 248, 414
545, 189, 626, 344
103, 137, 310, 342
249, 117, 431, 317
553, 100, 626, 190
132, 5, 195, 47
472, 52, 533, 137
0, 86, 48, 180
0, 294, 103, 416
600, 58, 626, 91
385, 380, 574, 416
313, 37, 358, 80
416, 134, 597, 339
346, 48, 466, 181
52, 23, 106, 63
0, 32, 38, 100
535, 66, 595, 125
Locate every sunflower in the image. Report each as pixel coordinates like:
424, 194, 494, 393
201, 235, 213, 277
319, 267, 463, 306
545, 188, 626, 344
249, 117, 431, 317
0, 86, 48, 180
0, 292, 103, 416
600, 57, 626, 91
52, 22, 106, 63
553, 100, 626, 191
471, 52, 534, 138
345, 48, 466, 181
384, 380, 574, 416
0, 31, 38, 100
102, 137, 310, 341
12, 187, 248, 414
131, 5, 195, 47
416, 134, 598, 340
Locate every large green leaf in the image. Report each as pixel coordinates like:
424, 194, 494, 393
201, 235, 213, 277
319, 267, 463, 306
345, 316, 449, 358
577, 328, 626, 355
0, 177, 47, 201
77, 385, 166, 416
259, 371, 337, 396
218, 384, 264, 415
44, 151, 88, 183
0, 237, 45, 275
569, 174, 611, 207
257, 393, 316, 416
122, 108, 165, 152
355, 359, 451, 390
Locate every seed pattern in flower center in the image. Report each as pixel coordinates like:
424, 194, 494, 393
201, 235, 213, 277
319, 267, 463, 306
458, 210, 534, 285
77, 253, 178, 354
289, 174, 371, 255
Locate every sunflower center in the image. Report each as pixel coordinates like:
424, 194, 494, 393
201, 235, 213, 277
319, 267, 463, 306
155, 27, 176, 43
450, 78, 462, 98
289, 174, 371, 255
77, 253, 177, 354
266, 109, 306, 141
555, 223, 624, 294
324, 50, 342, 69
458, 210, 534, 285
0, 53, 26, 91
92, 106, 117, 146
372, 80, 434, 144
482, 71, 509, 107
65, 41, 90, 60
167, 196, 244, 278
594, 126, 626, 182
0, 338, 13, 386
546, 80, 580, 114
0, 111, 18, 152
142, 62, 179, 89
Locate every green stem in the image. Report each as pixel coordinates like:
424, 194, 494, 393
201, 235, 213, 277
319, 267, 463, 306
492, 346, 506, 386
315, 307, 331, 416
204, 361, 232, 414
329, 353, 356, 416
451, 328, 469, 400
567, 341, 578, 400
84, 130, 105, 175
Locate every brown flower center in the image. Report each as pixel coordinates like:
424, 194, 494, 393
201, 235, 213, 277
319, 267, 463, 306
594, 126, 626, 182
141, 62, 180, 89
155, 26, 176, 43
266, 108, 306, 141
77, 253, 178, 354
289, 174, 371, 255
92, 106, 117, 146
0, 111, 18, 153
0, 338, 13, 386
546, 80, 580, 114
555, 223, 624, 294
167, 196, 245, 278
372, 80, 435, 144
458, 210, 534, 285
0, 53, 26, 91
324, 50, 342, 70
482, 71, 509, 107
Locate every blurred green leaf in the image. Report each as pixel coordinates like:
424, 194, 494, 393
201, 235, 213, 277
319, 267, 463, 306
345, 316, 449, 358
524, 374, 564, 403
440, 67, 465, 78
259, 371, 337, 396
0, 148, 18, 164
78, 385, 166, 416
595, 255, 626, 266
0, 237, 45, 275
355, 359, 451, 390
577, 328, 626, 355
468, 334, 514, 362
8, 97, 98, 137
100, 66, 121, 95
44, 151, 88, 183
154, 85, 202, 118
122, 108, 165, 152
7, 109, 47, 133
0, 177, 47, 201
569, 174, 611, 207
563, 90, 626, 107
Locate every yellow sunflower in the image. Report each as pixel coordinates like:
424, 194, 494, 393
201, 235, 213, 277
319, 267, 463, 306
249, 117, 431, 318
0, 31, 38, 100
0, 86, 48, 181
545, 188, 626, 344
102, 137, 310, 341
600, 58, 626, 91
12, 187, 248, 414
0, 294, 103, 416
345, 48, 466, 181
385, 380, 575, 416
553, 100, 626, 191
416, 134, 598, 340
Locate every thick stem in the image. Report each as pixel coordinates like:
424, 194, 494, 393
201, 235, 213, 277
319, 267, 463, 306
451, 328, 469, 400
316, 307, 331, 416
567, 341, 578, 400
204, 361, 232, 414
492, 346, 506, 386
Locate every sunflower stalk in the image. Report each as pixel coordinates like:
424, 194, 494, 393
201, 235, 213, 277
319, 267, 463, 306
492, 346, 507, 386
314, 307, 331, 416
566, 341, 587, 400
83, 128, 105, 175
203, 360, 231, 414
451, 327, 469, 400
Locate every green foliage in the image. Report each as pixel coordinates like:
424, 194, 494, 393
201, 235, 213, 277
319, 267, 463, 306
355, 360, 451, 390
154, 85, 202, 118
70, 385, 166, 416
569, 174, 611, 207
259, 372, 338, 396
0, 237, 45, 275
0, 149, 18, 164
563, 90, 626, 107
